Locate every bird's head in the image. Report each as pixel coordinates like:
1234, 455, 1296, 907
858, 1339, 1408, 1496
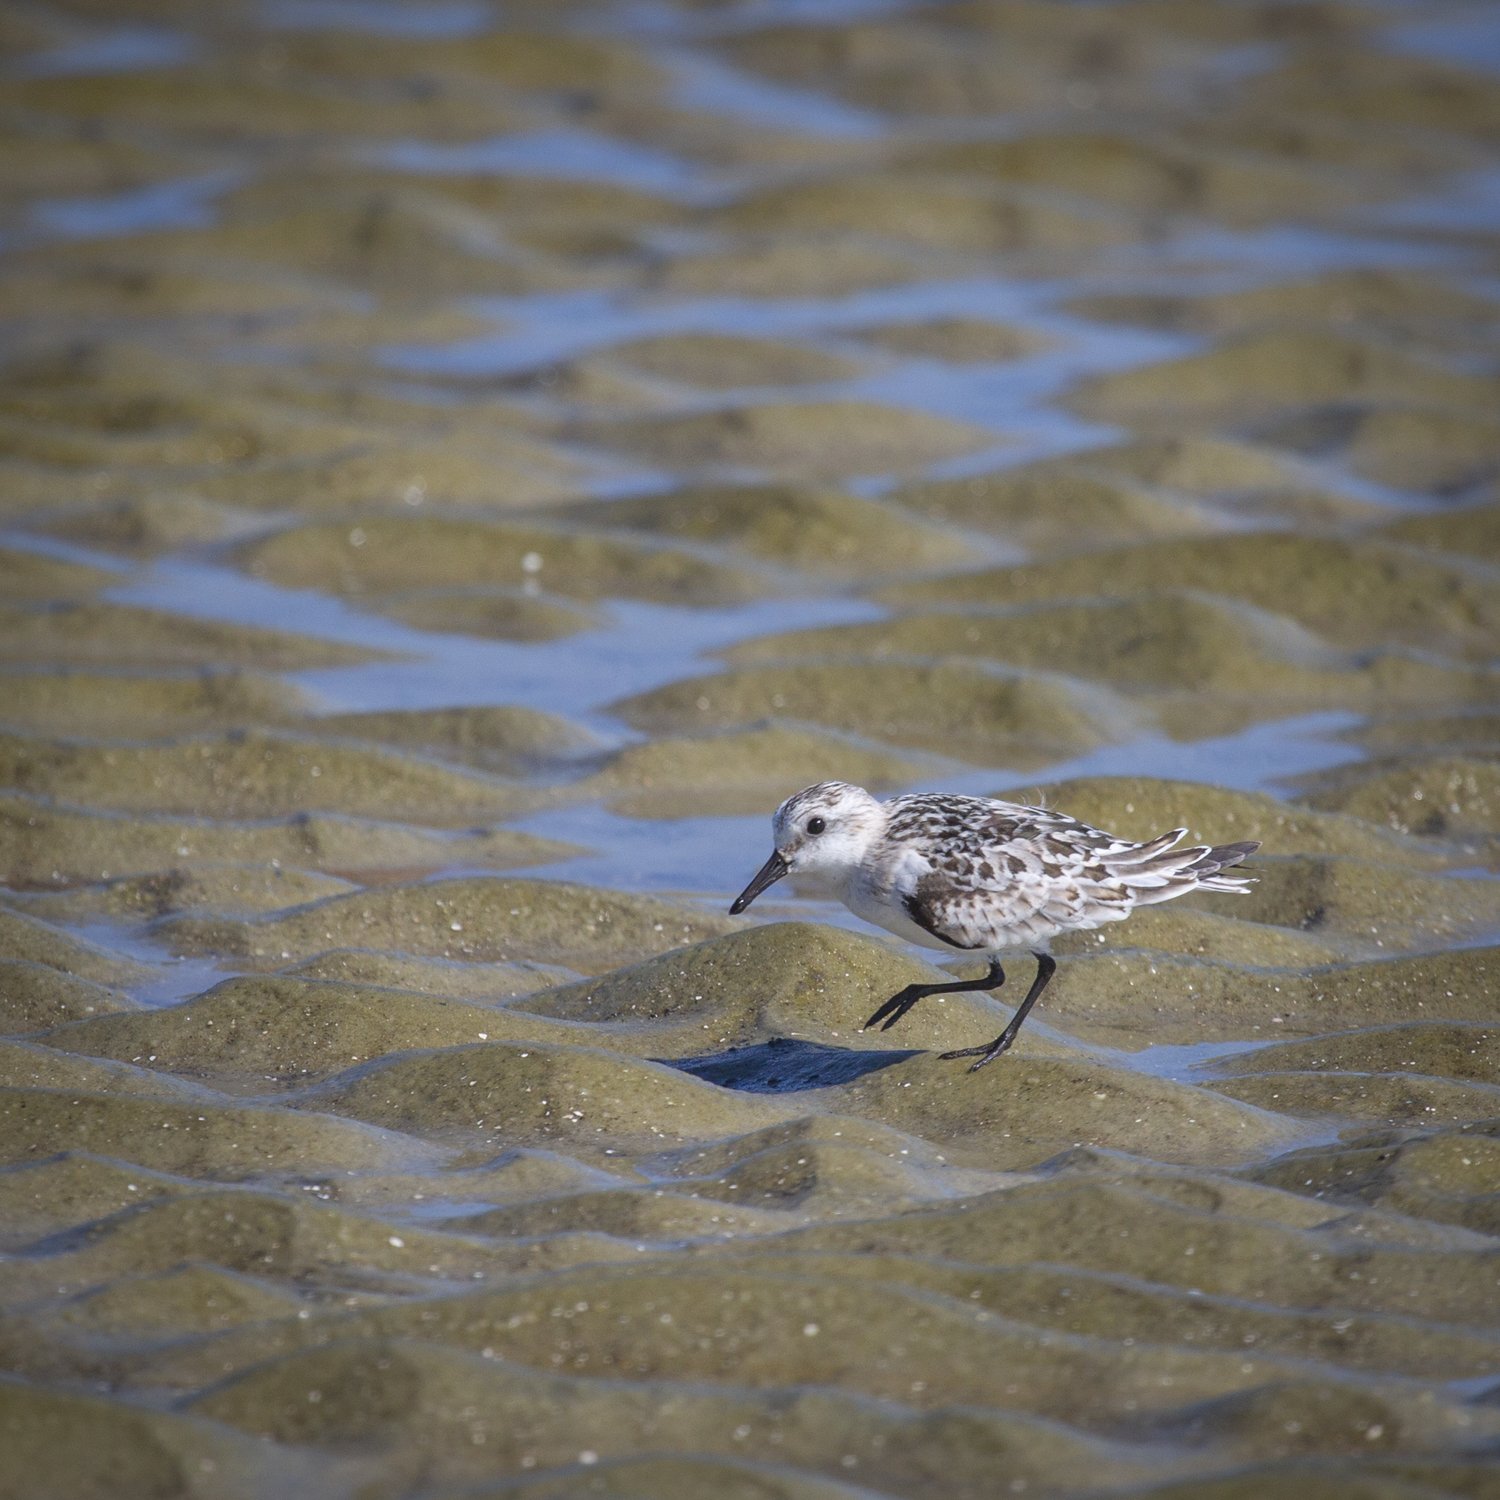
729, 781, 885, 913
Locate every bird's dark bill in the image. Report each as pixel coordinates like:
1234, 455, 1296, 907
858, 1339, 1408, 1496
729, 850, 788, 914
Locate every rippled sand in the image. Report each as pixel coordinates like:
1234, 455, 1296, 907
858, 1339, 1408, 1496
2, 2, 1499, 1497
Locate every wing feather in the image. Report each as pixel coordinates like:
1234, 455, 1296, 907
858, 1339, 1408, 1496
886, 798, 1117, 947
881, 795, 1223, 948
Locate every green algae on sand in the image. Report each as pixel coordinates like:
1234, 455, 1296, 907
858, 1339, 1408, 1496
0, 601, 391, 670
559, 482, 973, 576
0, 1088, 443, 1178
0, 669, 308, 738
0, 1379, 366, 1500
0, 793, 568, 887
0, 729, 539, 824
309, 703, 602, 775
517, 921, 987, 1048
581, 723, 938, 818
881, 532, 1500, 660
5, 0, 1500, 1492
240, 516, 767, 606
0, 959, 128, 1035
42, 975, 538, 1083
612, 659, 1139, 765
572, 399, 999, 479
725, 593, 1500, 738
158, 876, 738, 970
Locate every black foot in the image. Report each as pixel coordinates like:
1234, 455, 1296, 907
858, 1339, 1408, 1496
937, 952, 1057, 1074
939, 1038, 1014, 1072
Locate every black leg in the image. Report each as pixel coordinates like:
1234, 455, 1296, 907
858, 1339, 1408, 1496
861, 958, 1005, 1034
940, 952, 1057, 1072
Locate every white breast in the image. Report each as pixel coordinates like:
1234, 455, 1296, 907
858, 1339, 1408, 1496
842, 847, 960, 954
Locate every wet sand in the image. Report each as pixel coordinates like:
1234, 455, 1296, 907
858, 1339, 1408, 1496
2, 2, 1499, 1497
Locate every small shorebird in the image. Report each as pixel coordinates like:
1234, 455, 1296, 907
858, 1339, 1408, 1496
730, 781, 1259, 1072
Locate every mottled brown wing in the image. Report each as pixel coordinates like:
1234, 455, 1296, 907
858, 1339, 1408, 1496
898, 805, 1136, 949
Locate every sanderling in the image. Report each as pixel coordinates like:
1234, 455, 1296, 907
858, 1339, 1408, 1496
730, 781, 1259, 1073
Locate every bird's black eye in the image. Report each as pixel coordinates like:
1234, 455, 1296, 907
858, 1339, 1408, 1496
806, 816, 826, 835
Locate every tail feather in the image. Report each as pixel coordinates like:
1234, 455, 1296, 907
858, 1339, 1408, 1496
1118, 837, 1260, 903
1188, 840, 1261, 874
1184, 839, 1260, 893
1114, 828, 1187, 865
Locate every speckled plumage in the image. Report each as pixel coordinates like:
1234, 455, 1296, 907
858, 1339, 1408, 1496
870, 791, 1255, 951
731, 781, 1260, 1073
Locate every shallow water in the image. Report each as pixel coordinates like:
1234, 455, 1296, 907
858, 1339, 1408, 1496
3, 2, 1500, 1497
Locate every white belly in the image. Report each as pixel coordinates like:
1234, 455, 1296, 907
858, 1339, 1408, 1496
840, 852, 1122, 955
841, 869, 967, 954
